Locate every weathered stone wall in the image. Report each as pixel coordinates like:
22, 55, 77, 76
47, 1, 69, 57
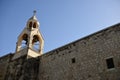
4, 56, 40, 80
39, 23, 120, 80
0, 53, 13, 80
0, 54, 40, 80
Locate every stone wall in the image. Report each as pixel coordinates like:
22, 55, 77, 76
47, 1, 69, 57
4, 56, 40, 80
0, 54, 40, 80
0, 53, 13, 80
38, 23, 120, 80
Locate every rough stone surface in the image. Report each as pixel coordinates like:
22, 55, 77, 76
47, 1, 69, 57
0, 53, 13, 80
0, 23, 120, 80
0, 55, 40, 80
39, 23, 120, 80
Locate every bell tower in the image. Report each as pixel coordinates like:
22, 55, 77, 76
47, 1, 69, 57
12, 11, 44, 59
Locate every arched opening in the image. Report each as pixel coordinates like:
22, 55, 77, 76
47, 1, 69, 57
33, 22, 37, 28
29, 22, 32, 30
21, 34, 28, 49
32, 35, 40, 52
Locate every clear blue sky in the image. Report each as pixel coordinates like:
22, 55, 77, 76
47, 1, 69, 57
1, 0, 120, 56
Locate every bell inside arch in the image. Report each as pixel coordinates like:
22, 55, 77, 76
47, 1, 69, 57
21, 34, 28, 49
32, 35, 40, 52
29, 22, 32, 30
33, 22, 37, 28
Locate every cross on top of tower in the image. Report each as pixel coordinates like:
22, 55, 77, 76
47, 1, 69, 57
28, 10, 38, 21
33, 10, 37, 16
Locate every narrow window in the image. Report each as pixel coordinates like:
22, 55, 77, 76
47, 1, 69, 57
71, 58, 75, 63
29, 22, 32, 28
33, 22, 36, 28
106, 58, 115, 69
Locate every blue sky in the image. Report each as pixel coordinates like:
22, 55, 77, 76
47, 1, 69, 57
0, 0, 120, 56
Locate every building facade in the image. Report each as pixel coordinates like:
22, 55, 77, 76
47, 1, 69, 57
0, 12, 120, 80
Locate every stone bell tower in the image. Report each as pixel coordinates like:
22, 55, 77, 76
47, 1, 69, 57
12, 11, 44, 60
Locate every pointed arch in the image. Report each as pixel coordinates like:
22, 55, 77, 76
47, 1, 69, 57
32, 35, 40, 52
22, 34, 28, 45
16, 34, 28, 52
33, 22, 37, 28
29, 22, 32, 30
